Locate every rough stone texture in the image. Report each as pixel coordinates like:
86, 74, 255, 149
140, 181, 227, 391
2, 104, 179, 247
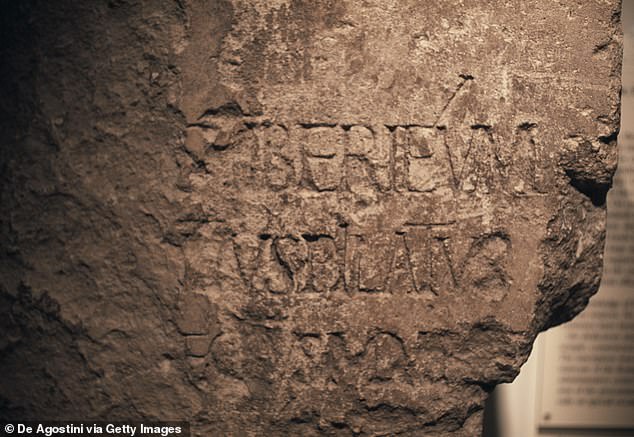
0, 1, 622, 435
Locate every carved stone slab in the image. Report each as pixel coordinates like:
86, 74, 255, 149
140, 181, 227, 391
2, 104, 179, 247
0, 1, 622, 436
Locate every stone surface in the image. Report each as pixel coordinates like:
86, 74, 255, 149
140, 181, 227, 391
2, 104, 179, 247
0, 1, 622, 435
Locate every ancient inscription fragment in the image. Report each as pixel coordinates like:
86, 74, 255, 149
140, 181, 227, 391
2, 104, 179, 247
172, 1, 622, 434
0, 1, 622, 436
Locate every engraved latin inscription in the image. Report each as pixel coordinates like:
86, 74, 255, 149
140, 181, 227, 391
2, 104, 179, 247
215, 226, 511, 301
234, 122, 546, 195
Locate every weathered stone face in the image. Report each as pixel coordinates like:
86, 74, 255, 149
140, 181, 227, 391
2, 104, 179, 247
0, 1, 622, 436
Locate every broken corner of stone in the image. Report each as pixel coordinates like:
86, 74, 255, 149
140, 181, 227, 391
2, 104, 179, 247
0, 0, 622, 435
